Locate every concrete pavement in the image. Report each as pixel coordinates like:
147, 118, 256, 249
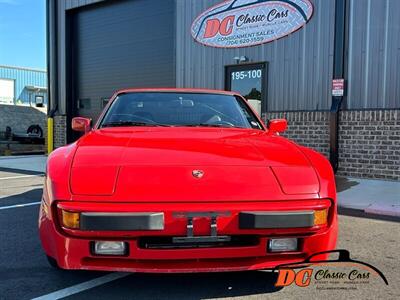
336, 177, 400, 217
0, 169, 44, 199
0, 155, 46, 173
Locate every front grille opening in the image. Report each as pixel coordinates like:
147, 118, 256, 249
138, 235, 260, 249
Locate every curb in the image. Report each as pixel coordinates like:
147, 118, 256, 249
338, 206, 400, 223
364, 204, 400, 217
0, 167, 45, 176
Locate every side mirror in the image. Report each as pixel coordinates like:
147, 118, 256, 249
268, 119, 287, 134
72, 117, 92, 133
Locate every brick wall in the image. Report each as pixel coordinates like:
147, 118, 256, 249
0, 105, 46, 155
263, 110, 399, 181
337, 110, 400, 180
263, 111, 330, 158
53, 115, 67, 149
0, 104, 46, 134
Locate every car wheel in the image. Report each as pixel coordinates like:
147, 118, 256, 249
46, 255, 60, 269
27, 125, 43, 137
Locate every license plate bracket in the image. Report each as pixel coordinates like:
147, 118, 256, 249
172, 235, 231, 244
172, 211, 231, 244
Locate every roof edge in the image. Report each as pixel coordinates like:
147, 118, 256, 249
0, 65, 47, 73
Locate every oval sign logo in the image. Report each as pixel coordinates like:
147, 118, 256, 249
191, 0, 313, 48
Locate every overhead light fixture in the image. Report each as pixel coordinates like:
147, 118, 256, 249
234, 56, 249, 64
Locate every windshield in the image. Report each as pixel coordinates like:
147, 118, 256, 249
99, 92, 264, 130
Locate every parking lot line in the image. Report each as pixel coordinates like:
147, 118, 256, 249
0, 201, 41, 210
0, 174, 44, 180
31, 272, 130, 300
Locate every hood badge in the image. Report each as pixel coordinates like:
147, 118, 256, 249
192, 170, 204, 179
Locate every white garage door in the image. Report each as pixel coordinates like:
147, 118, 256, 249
0, 79, 14, 104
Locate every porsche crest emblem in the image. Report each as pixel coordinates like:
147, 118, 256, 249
192, 170, 204, 178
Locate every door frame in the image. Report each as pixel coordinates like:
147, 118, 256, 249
225, 62, 268, 114
66, 9, 81, 143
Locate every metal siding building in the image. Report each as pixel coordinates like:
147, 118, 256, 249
0, 65, 47, 106
49, 0, 400, 116
346, 0, 400, 109
48, 0, 400, 180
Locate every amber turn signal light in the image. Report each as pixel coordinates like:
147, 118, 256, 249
61, 210, 80, 229
314, 209, 328, 226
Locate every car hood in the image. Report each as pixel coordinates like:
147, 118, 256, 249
70, 128, 319, 199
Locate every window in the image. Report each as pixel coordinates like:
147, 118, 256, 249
226, 63, 267, 115
99, 92, 263, 130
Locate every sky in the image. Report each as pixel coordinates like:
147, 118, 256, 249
0, 0, 46, 70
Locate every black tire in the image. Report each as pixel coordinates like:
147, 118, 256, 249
27, 125, 43, 138
46, 255, 60, 269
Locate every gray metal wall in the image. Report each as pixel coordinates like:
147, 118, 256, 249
176, 0, 336, 111
50, 0, 400, 115
346, 0, 400, 109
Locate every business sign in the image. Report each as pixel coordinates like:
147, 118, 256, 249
332, 79, 345, 97
191, 0, 313, 48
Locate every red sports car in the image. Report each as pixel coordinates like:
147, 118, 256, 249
39, 88, 337, 273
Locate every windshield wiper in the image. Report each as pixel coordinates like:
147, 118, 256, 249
184, 123, 234, 128
101, 121, 170, 128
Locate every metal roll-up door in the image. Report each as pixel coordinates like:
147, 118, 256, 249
71, 0, 175, 122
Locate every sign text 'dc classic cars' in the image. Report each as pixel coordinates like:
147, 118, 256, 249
191, 0, 313, 48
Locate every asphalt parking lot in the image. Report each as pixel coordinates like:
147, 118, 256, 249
0, 169, 399, 300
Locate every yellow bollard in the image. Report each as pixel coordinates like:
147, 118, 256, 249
47, 117, 54, 154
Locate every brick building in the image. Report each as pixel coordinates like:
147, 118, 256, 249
47, 0, 399, 180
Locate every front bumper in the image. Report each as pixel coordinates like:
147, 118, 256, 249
39, 200, 338, 273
